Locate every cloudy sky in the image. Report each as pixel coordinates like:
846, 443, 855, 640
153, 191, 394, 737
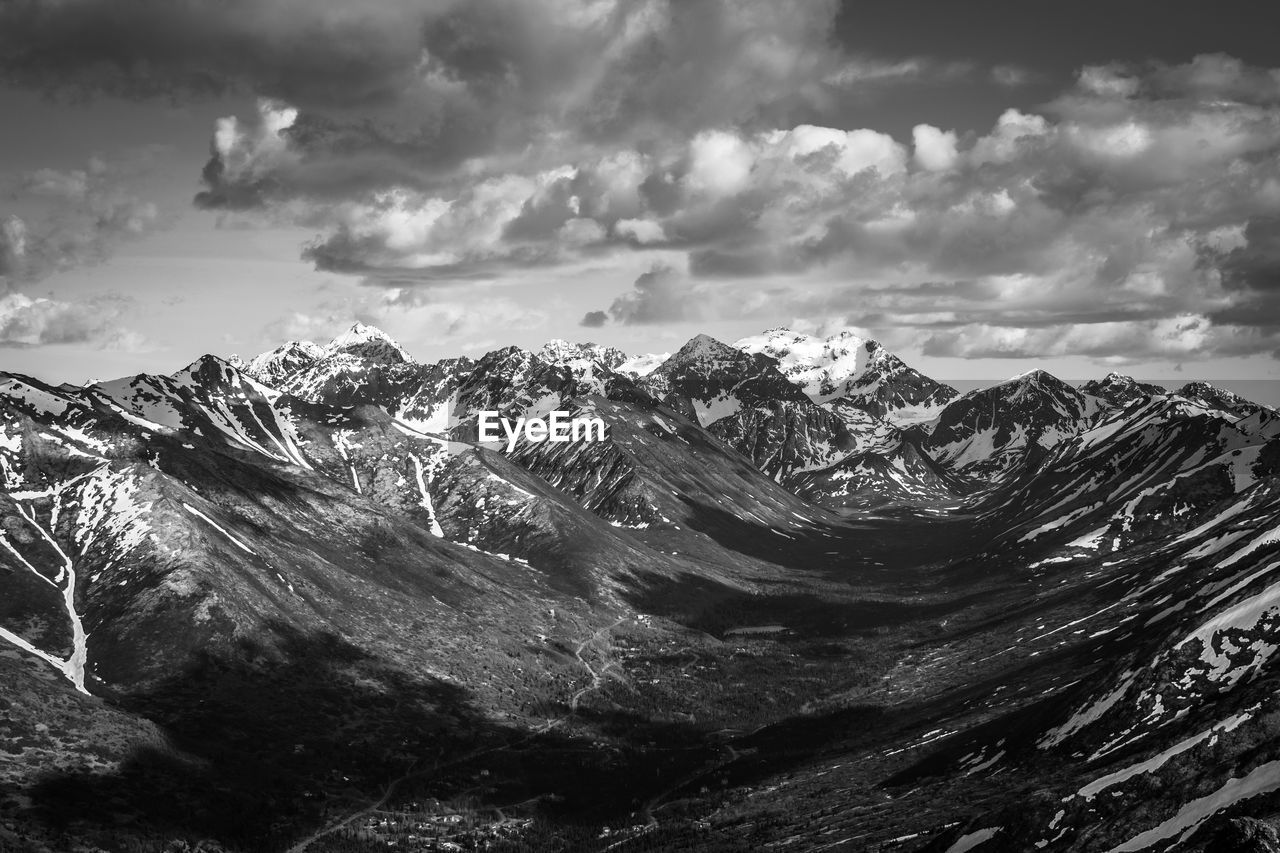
2, 0, 1280, 383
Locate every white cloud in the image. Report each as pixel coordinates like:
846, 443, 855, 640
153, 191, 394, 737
615, 218, 667, 244
0, 291, 145, 349
784, 125, 907, 177
912, 124, 958, 172
686, 130, 756, 196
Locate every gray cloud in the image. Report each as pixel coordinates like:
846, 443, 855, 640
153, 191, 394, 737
565, 55, 1280, 360
606, 264, 712, 325
7, 2, 1280, 363
579, 310, 608, 328
0, 158, 158, 349
0, 291, 144, 349
2, 159, 160, 285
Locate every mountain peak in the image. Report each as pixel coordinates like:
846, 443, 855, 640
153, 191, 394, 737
538, 339, 627, 371
731, 328, 954, 424
1081, 372, 1166, 406
672, 333, 737, 362
1003, 368, 1057, 385
326, 323, 414, 365
1176, 380, 1267, 418
244, 340, 326, 386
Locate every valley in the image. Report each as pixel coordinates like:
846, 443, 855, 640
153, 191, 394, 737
3, 326, 1280, 852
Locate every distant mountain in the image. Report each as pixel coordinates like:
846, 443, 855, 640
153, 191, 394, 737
538, 339, 628, 373
238, 339, 325, 387
640, 334, 857, 481
733, 327, 958, 425
616, 351, 669, 378
1080, 371, 1167, 406
1177, 379, 1276, 419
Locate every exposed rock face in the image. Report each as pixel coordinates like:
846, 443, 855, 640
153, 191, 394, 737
641, 334, 858, 481
923, 369, 1106, 479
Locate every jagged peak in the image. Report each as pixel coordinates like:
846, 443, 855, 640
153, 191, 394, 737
325, 322, 414, 365
1178, 379, 1230, 396
538, 339, 627, 369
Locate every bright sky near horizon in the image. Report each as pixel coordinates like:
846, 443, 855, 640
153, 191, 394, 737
3, 1, 1280, 384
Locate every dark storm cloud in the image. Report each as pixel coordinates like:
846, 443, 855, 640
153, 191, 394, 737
0, 0, 432, 105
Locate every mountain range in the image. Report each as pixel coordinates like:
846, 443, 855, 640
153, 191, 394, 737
3, 324, 1280, 852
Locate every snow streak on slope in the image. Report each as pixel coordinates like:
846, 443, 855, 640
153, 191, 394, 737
411, 454, 446, 538
1106, 760, 1280, 852
0, 465, 152, 693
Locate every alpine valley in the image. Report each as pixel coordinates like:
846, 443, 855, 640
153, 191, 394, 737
4, 324, 1280, 853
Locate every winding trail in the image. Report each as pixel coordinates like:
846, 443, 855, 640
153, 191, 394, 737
570, 617, 626, 712
287, 617, 627, 853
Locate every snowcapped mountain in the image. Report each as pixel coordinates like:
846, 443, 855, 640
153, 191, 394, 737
327, 321, 415, 364
923, 369, 1107, 479
641, 333, 812, 419
733, 327, 958, 425
733, 327, 869, 401
616, 351, 669, 378
538, 339, 627, 372
639, 334, 859, 482
8, 324, 1280, 853
1081, 371, 1167, 406
238, 339, 326, 387
1177, 379, 1276, 419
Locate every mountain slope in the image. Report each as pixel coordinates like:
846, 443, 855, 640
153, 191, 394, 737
7, 327, 1280, 853
923, 369, 1106, 479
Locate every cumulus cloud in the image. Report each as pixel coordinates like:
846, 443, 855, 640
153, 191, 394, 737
6, 0, 1280, 364
570, 55, 1280, 361
0, 291, 147, 349
912, 124, 958, 171
240, 46, 1280, 364
580, 310, 609, 328
604, 264, 718, 325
